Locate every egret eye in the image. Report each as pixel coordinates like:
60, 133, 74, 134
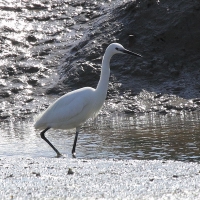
115, 47, 119, 50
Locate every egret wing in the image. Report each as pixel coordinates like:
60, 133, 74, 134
35, 92, 88, 129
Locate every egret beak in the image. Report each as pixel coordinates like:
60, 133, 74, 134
122, 49, 142, 57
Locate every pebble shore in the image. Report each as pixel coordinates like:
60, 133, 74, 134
0, 156, 200, 199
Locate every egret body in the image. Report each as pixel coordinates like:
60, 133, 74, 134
34, 43, 142, 157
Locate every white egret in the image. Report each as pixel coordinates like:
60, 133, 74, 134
34, 43, 142, 157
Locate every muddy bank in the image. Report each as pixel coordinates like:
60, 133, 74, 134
61, 0, 200, 114
0, 0, 200, 120
0, 156, 200, 199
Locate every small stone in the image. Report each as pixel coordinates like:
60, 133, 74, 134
27, 78, 38, 86
32, 172, 41, 177
0, 91, 11, 98
26, 35, 37, 43
67, 168, 74, 175
21, 66, 40, 73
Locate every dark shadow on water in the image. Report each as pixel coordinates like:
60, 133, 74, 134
0, 111, 200, 162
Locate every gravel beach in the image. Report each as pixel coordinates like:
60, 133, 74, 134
0, 156, 200, 199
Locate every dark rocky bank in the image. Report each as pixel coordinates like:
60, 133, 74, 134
0, 0, 200, 120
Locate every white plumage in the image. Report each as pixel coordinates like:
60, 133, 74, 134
34, 43, 142, 157
35, 87, 98, 130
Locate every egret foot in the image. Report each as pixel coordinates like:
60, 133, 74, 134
56, 153, 62, 158
72, 152, 76, 158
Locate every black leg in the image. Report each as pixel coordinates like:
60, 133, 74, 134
72, 131, 79, 158
40, 127, 62, 158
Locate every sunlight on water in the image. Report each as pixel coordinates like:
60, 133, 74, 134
0, 112, 200, 161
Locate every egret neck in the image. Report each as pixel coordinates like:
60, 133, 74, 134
96, 49, 112, 99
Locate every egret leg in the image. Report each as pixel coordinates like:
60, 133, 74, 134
40, 127, 62, 158
72, 131, 79, 158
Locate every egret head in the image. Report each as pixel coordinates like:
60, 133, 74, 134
107, 43, 142, 57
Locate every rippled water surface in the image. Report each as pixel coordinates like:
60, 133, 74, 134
1, 112, 200, 162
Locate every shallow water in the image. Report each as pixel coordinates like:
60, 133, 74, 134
1, 112, 200, 162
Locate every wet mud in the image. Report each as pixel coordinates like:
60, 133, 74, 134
0, 0, 200, 120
